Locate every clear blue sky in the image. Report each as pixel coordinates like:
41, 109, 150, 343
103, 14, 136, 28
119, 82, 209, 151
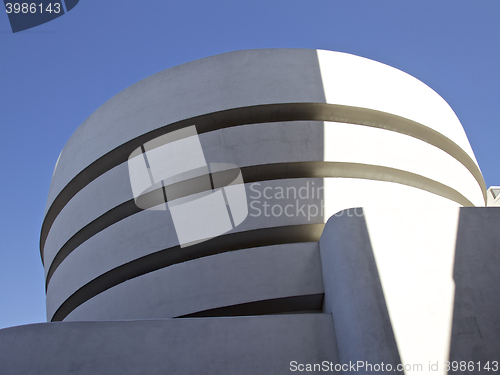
1, 1, 499, 330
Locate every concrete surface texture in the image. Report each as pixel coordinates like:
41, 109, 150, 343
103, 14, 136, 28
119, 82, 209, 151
40, 49, 485, 323
2, 49, 498, 374
4, 206, 499, 374
320, 207, 500, 375
0, 314, 339, 375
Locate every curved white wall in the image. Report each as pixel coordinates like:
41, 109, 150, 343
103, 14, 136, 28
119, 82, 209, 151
42, 49, 485, 322
317, 50, 478, 164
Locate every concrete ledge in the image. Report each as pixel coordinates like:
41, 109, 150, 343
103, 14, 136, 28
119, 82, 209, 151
0, 314, 338, 375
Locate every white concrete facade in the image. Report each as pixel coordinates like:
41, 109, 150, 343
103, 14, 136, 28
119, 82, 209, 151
2, 49, 498, 374
39, 49, 485, 323
320, 207, 500, 374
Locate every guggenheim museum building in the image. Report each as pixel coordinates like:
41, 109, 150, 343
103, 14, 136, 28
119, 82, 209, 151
1, 49, 499, 374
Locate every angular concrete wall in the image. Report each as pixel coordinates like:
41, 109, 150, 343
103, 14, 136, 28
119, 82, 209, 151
319, 207, 500, 374
319, 208, 403, 371
450, 207, 500, 363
